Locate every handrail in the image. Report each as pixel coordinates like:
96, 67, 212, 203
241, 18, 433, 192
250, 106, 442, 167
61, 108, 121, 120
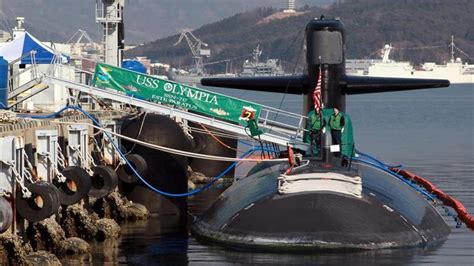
259, 119, 306, 137
261, 104, 308, 119
8, 65, 36, 82
8, 51, 41, 98
8, 51, 37, 66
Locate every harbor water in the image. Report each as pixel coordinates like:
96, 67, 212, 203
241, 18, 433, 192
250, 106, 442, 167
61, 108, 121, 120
75, 84, 473, 264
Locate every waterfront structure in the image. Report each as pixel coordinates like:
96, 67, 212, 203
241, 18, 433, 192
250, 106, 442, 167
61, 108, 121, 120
284, 0, 296, 13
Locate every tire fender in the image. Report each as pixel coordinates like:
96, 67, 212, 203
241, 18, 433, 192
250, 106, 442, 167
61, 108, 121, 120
55, 166, 92, 205
89, 165, 119, 198
117, 154, 148, 184
16, 181, 60, 222
0, 197, 13, 233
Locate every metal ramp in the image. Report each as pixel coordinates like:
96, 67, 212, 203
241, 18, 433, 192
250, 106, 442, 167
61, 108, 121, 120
8, 80, 50, 108
42, 72, 308, 148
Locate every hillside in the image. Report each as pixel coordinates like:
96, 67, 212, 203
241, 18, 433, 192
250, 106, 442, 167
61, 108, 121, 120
126, 0, 474, 73
0, 0, 328, 43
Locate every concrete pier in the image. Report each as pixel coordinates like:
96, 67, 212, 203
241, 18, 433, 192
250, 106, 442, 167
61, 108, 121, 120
0, 110, 150, 264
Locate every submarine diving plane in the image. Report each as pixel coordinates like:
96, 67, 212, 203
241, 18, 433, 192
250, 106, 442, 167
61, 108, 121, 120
192, 17, 451, 251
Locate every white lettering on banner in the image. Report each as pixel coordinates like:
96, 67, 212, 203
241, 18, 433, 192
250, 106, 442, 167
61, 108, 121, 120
136, 75, 160, 89
163, 83, 218, 105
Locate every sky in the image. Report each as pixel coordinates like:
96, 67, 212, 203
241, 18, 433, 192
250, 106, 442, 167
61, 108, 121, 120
0, 0, 334, 43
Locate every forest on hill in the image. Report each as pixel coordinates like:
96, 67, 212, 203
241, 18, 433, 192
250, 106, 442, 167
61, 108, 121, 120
0, 0, 330, 43
126, 0, 474, 73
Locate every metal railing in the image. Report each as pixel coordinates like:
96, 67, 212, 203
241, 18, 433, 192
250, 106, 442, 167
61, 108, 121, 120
259, 107, 307, 140
8, 51, 40, 95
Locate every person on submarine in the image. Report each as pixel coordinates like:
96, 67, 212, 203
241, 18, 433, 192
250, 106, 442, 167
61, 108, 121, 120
303, 107, 325, 157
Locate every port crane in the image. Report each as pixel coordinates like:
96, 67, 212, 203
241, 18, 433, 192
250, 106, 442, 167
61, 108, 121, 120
173, 29, 210, 75
66, 29, 101, 60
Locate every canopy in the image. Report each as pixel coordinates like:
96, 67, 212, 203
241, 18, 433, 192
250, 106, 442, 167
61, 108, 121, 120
0, 31, 69, 64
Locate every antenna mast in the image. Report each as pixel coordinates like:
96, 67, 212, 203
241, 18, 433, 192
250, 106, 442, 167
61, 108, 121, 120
450, 35, 455, 63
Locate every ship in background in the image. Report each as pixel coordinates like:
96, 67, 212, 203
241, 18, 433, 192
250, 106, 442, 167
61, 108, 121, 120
346, 37, 474, 84
239, 45, 285, 77
168, 42, 286, 85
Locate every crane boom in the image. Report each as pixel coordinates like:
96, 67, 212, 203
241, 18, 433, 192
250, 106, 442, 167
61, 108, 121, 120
173, 29, 210, 75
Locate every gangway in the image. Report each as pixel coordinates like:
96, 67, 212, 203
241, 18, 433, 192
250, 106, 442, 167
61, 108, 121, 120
21, 60, 309, 149
43, 76, 306, 148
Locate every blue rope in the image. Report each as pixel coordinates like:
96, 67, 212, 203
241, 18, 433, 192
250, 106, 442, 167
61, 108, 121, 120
18, 105, 70, 119
22, 106, 278, 197
355, 149, 403, 168
351, 157, 435, 201
352, 150, 436, 199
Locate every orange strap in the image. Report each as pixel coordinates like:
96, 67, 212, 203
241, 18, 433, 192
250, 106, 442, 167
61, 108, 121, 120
199, 124, 242, 152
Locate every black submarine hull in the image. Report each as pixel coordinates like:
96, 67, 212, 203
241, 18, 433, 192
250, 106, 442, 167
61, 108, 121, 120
192, 160, 450, 251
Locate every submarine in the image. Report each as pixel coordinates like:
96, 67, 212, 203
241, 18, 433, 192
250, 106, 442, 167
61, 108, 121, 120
192, 17, 451, 251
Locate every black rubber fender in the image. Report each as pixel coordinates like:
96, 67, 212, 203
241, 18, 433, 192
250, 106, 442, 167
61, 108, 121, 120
42, 182, 61, 216
16, 181, 60, 222
117, 154, 148, 184
0, 197, 13, 233
89, 165, 118, 198
55, 166, 92, 205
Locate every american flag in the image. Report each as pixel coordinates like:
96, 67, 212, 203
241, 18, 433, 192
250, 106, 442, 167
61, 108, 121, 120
313, 70, 322, 112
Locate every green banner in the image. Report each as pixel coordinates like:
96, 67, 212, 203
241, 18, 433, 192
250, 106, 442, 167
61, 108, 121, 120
92, 63, 262, 124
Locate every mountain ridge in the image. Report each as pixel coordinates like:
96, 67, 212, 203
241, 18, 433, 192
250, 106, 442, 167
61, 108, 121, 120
126, 0, 474, 73
0, 0, 327, 43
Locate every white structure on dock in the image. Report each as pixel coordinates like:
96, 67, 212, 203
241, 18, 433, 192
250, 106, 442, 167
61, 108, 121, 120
284, 0, 296, 13
0, 17, 75, 112
96, 0, 125, 67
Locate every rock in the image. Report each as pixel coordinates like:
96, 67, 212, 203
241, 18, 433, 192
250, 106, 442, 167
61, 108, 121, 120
187, 165, 194, 176
188, 180, 196, 190
92, 191, 128, 220
27, 217, 66, 253
0, 232, 32, 264
58, 237, 90, 255
125, 203, 149, 221
25, 251, 61, 266
92, 191, 150, 222
60, 204, 99, 240
188, 166, 212, 184
96, 218, 120, 241
190, 171, 210, 184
